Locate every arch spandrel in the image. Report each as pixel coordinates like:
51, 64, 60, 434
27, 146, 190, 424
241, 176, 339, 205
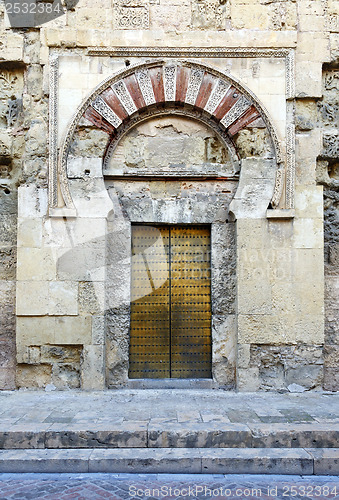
56, 60, 284, 211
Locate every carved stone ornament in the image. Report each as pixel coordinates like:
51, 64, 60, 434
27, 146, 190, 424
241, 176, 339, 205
163, 65, 177, 102
323, 133, 339, 159
92, 97, 122, 128
185, 67, 205, 106
220, 96, 251, 129
136, 69, 156, 106
111, 80, 138, 115
114, 0, 149, 30
51, 57, 290, 212
205, 79, 230, 115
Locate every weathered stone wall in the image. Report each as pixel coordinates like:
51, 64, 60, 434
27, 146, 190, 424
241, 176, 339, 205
0, 12, 50, 388
317, 67, 339, 392
0, 0, 337, 390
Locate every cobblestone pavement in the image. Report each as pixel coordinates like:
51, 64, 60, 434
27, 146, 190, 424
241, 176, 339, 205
0, 473, 339, 500
1, 390, 339, 427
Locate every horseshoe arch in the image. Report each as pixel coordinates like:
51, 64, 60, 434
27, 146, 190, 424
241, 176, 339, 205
55, 59, 284, 210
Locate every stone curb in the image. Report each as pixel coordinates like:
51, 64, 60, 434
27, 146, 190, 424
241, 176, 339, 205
0, 448, 338, 474
0, 423, 338, 449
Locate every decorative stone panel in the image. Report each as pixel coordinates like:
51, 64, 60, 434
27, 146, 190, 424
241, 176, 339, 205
191, 0, 230, 30
114, 0, 150, 29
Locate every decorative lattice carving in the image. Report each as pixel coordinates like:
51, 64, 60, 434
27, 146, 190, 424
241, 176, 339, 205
163, 65, 177, 102
92, 97, 122, 128
220, 96, 251, 129
185, 67, 205, 106
114, 0, 149, 29
205, 79, 230, 114
136, 69, 156, 106
323, 133, 339, 158
111, 80, 138, 115
286, 124, 295, 209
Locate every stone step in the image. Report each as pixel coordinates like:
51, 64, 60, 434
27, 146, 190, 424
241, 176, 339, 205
0, 448, 338, 475
0, 423, 338, 449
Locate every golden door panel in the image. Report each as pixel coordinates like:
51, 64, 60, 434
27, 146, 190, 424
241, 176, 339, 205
129, 225, 212, 379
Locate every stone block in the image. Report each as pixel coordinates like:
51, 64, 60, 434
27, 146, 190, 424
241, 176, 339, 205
17, 218, 42, 248
40, 345, 81, 364
296, 130, 323, 161
238, 313, 324, 345
44, 217, 106, 249
49, 281, 78, 316
17, 317, 55, 346
295, 62, 323, 98
237, 367, 260, 391
0, 449, 91, 473
237, 343, 251, 369
201, 448, 313, 475
0, 428, 47, 449
79, 281, 105, 314
237, 278, 272, 315
231, 3, 270, 29
285, 365, 323, 391
57, 247, 106, 282
81, 345, 105, 390
0, 368, 15, 390
236, 218, 268, 250
54, 316, 92, 345
212, 314, 236, 388
293, 249, 324, 284
67, 157, 103, 179
69, 178, 113, 218
89, 448, 201, 474
230, 159, 275, 219
0, 32, 24, 61
294, 185, 323, 219
325, 345, 339, 368
18, 186, 48, 218
45, 422, 147, 448
0, 340, 15, 369
292, 218, 323, 249
298, 14, 325, 32
52, 363, 80, 390
324, 368, 339, 392
16, 281, 49, 316
249, 423, 339, 448
17, 248, 56, 281
92, 315, 105, 345
16, 364, 52, 389
0, 215, 17, 248
309, 449, 339, 475
148, 422, 252, 448
0, 247, 16, 280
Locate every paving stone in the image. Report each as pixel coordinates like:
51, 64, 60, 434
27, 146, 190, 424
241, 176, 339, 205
200, 413, 231, 423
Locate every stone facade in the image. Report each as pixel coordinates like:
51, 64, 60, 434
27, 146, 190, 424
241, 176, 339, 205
0, 0, 337, 391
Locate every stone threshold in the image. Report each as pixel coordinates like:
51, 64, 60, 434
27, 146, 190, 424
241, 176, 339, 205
1, 423, 339, 450
0, 448, 337, 475
127, 379, 215, 389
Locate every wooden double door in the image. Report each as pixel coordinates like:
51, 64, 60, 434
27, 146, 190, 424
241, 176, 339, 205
129, 225, 212, 379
